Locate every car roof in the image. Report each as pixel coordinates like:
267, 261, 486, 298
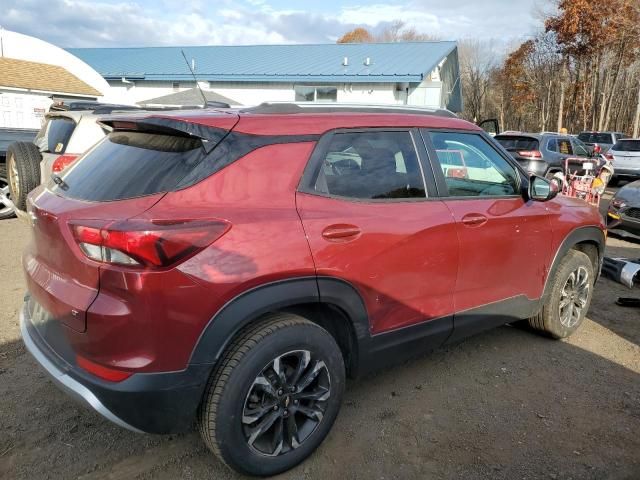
495, 132, 542, 139
102, 103, 481, 136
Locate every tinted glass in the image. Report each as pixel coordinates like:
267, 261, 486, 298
52, 132, 205, 201
294, 86, 315, 102
556, 138, 573, 155
494, 135, 539, 151
37, 117, 76, 154
316, 87, 337, 102
429, 131, 519, 197
572, 138, 590, 157
578, 132, 613, 144
612, 140, 640, 152
315, 131, 426, 199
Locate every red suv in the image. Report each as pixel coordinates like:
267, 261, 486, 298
20, 104, 605, 476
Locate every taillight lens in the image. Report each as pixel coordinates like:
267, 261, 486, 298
76, 355, 132, 382
604, 153, 614, 161
52, 154, 79, 173
70, 219, 230, 268
518, 150, 543, 158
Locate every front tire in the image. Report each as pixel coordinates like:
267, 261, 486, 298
198, 314, 345, 476
528, 249, 594, 339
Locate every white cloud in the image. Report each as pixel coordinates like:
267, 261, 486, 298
1, 0, 540, 48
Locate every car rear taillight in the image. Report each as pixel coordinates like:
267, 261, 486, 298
76, 355, 133, 382
518, 150, 543, 158
52, 154, 79, 173
604, 153, 614, 161
70, 219, 230, 268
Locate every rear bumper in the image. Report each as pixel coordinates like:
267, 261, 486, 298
20, 300, 211, 434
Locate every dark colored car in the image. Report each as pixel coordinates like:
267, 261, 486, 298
494, 132, 592, 178
20, 104, 605, 476
577, 131, 625, 154
608, 179, 640, 240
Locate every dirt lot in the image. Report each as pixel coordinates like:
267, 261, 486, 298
1, 193, 639, 480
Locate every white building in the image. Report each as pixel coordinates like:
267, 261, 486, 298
0, 29, 113, 129
69, 42, 462, 111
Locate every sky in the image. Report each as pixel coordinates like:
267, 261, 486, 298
2, 0, 544, 48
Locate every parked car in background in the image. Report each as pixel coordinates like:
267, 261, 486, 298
6, 103, 141, 213
607, 179, 640, 240
605, 138, 640, 185
494, 132, 592, 178
577, 131, 625, 154
20, 103, 605, 476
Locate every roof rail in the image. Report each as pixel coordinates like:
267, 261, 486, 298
241, 102, 459, 118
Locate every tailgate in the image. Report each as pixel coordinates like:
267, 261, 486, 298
23, 188, 163, 332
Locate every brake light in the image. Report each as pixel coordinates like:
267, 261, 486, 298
518, 150, 543, 159
604, 153, 614, 161
52, 154, 79, 173
70, 219, 230, 268
76, 355, 132, 382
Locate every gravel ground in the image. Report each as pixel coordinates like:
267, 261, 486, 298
0, 193, 639, 480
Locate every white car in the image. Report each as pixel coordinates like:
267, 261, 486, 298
606, 139, 640, 185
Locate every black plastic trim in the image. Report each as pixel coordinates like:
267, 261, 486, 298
542, 226, 606, 296
189, 277, 321, 365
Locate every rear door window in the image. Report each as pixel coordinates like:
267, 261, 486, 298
52, 132, 206, 201
36, 117, 77, 154
428, 131, 519, 197
314, 131, 427, 200
556, 138, 573, 155
578, 132, 614, 144
494, 135, 539, 152
612, 140, 640, 152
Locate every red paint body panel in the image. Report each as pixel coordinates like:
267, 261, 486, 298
297, 193, 458, 333
72, 142, 316, 372
442, 197, 552, 311
233, 113, 481, 136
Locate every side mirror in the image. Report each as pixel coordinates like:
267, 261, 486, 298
529, 175, 559, 202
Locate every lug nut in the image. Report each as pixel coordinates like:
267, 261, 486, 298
273, 405, 278, 411
290, 386, 296, 392
294, 399, 299, 405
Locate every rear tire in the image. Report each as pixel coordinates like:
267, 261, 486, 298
0, 163, 16, 220
7, 142, 42, 211
197, 313, 345, 476
528, 249, 594, 339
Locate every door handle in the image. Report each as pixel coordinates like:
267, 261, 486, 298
461, 213, 488, 227
321, 224, 361, 241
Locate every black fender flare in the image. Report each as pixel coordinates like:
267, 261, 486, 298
542, 225, 605, 299
188, 276, 370, 366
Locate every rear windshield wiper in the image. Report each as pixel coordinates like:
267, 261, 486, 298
51, 173, 69, 191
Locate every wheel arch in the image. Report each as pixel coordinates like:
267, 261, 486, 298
543, 226, 605, 299
189, 277, 369, 378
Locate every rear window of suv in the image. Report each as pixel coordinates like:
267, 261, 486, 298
51, 132, 206, 201
494, 136, 539, 151
577, 132, 613, 144
612, 140, 640, 152
35, 117, 76, 154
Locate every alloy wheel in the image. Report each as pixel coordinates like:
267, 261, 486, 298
242, 350, 331, 457
0, 173, 12, 217
8, 153, 20, 201
558, 266, 590, 328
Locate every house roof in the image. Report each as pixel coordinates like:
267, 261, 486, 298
140, 87, 240, 106
68, 42, 457, 84
0, 57, 102, 97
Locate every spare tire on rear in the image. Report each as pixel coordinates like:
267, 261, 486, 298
0, 163, 16, 220
6, 142, 42, 211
